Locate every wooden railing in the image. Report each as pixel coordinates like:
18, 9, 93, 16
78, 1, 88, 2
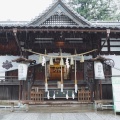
0, 76, 31, 85
78, 89, 91, 102
31, 87, 44, 102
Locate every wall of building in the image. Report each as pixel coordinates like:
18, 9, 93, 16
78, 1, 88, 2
0, 85, 19, 100
0, 55, 119, 100
0, 55, 19, 80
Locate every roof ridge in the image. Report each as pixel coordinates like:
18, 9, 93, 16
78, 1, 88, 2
28, 0, 91, 26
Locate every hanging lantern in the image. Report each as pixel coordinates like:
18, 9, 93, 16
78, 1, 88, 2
60, 58, 64, 66
39, 55, 42, 64
50, 57, 54, 65
70, 57, 74, 65
80, 55, 84, 63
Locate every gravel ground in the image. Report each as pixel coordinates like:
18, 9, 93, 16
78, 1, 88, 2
0, 105, 120, 120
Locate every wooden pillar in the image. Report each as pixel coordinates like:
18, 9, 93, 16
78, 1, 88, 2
100, 80, 102, 99
45, 60, 47, 83
74, 49, 77, 92
44, 49, 48, 92
27, 79, 31, 100
92, 47, 100, 100
83, 61, 87, 81
90, 83, 94, 102
94, 80, 100, 100
75, 60, 77, 84
19, 81, 22, 100
22, 80, 26, 100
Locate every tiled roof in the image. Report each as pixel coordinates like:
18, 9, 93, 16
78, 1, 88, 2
91, 21, 120, 27
28, 0, 91, 26
0, 21, 28, 27
0, 0, 120, 28
0, 20, 120, 29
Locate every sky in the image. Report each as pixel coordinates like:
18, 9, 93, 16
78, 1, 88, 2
0, 0, 119, 21
0, 0, 53, 21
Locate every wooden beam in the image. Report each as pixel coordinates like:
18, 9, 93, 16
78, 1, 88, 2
1, 28, 120, 33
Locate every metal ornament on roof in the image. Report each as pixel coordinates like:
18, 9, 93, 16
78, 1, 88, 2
57, 9, 63, 15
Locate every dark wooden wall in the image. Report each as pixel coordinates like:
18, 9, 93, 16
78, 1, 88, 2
0, 85, 19, 100
102, 84, 113, 99
0, 84, 113, 100
4, 61, 113, 100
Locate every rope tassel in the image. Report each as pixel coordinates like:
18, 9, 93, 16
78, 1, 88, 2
75, 84, 78, 93
61, 84, 63, 92
80, 55, 84, 63
45, 83, 48, 92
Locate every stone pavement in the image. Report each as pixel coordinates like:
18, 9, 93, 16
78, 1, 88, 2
0, 105, 120, 120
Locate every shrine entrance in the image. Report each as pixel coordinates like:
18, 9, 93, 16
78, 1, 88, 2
28, 53, 93, 103
28, 54, 91, 103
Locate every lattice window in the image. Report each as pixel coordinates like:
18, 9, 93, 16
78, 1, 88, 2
41, 14, 78, 26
